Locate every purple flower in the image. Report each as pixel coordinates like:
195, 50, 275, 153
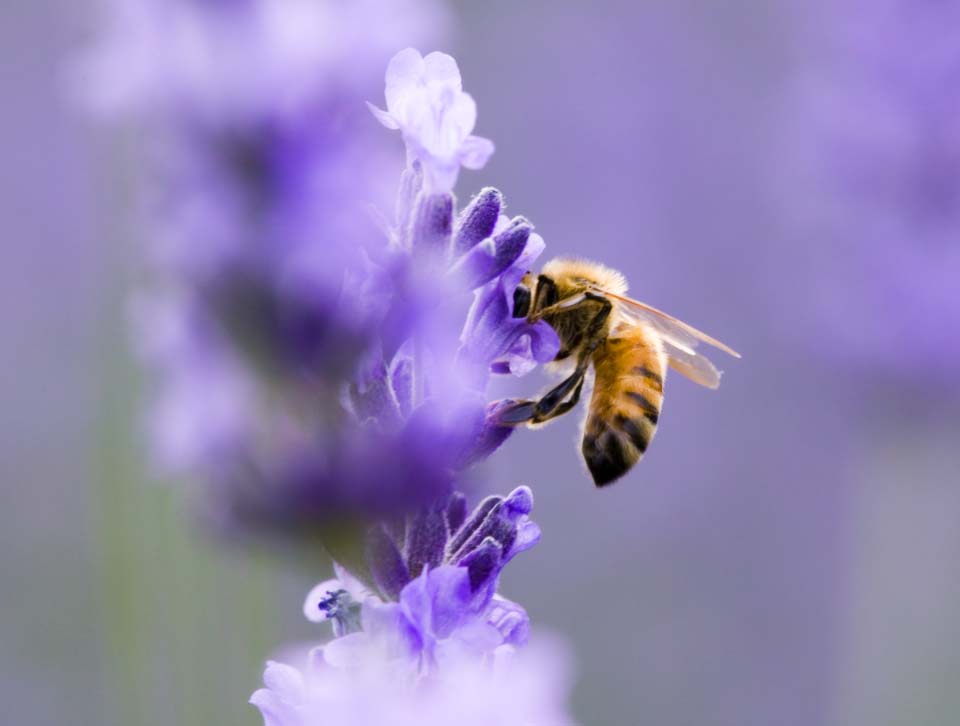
251, 487, 575, 725
295, 485, 538, 675
358, 486, 541, 612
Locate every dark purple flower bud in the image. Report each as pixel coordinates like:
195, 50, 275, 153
408, 192, 453, 253
446, 495, 501, 560
462, 536, 503, 593
451, 216, 532, 290
452, 187, 502, 256
405, 504, 449, 579
448, 500, 517, 565
366, 524, 411, 600
503, 484, 533, 516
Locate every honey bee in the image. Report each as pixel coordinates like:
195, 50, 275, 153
497, 258, 740, 486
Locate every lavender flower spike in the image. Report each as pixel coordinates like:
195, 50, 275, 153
252, 487, 576, 725
369, 48, 495, 193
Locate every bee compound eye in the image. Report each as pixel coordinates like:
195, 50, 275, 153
512, 284, 531, 318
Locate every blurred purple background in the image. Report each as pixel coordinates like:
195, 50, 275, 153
4, 1, 959, 725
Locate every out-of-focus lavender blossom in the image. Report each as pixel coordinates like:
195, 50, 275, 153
79, 10, 558, 537
779, 0, 960, 391
250, 637, 575, 726
252, 486, 575, 725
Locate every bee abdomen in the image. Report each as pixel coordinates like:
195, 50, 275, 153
581, 420, 639, 487
581, 330, 665, 487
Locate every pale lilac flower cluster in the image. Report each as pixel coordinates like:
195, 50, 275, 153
252, 637, 574, 726
782, 0, 960, 389
252, 487, 575, 726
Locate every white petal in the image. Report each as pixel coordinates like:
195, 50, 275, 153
423, 51, 462, 91
322, 632, 372, 669
517, 232, 545, 269
422, 159, 461, 194
262, 661, 305, 701
447, 91, 478, 142
302, 579, 344, 622
366, 101, 400, 130
459, 135, 495, 170
385, 47, 425, 115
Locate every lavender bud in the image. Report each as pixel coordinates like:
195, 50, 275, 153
408, 192, 454, 253
452, 187, 502, 256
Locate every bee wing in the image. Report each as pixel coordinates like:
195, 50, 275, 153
596, 289, 740, 389
663, 344, 723, 389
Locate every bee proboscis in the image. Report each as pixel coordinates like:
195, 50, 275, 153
497, 258, 740, 487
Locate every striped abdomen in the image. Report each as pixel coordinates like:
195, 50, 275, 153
581, 326, 666, 486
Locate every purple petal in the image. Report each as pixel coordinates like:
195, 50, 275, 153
495, 319, 561, 377
501, 486, 541, 561
261, 661, 304, 702
459, 134, 495, 170
250, 662, 304, 726
319, 632, 371, 670
503, 485, 534, 516
486, 595, 531, 647
407, 565, 473, 640
358, 600, 422, 659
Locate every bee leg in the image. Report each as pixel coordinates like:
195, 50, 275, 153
531, 367, 586, 419
496, 400, 539, 425
499, 294, 610, 426
526, 274, 559, 322
532, 375, 585, 423
496, 369, 586, 425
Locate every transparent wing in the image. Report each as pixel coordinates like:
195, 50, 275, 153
598, 289, 741, 358
597, 289, 739, 389
665, 344, 722, 389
